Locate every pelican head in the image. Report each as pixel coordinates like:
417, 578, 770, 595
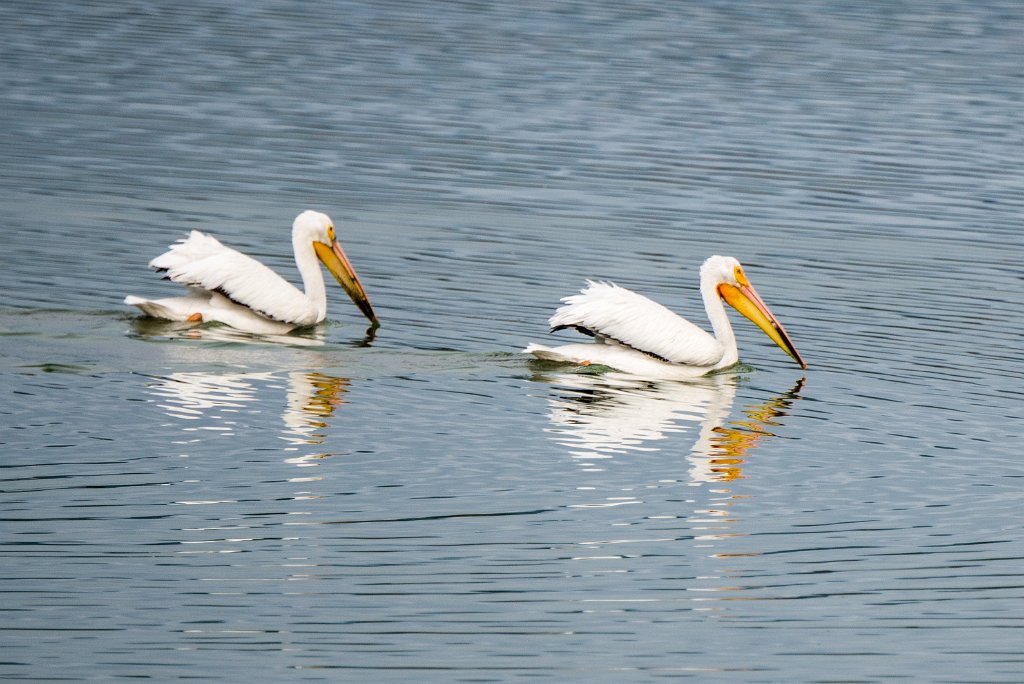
702, 255, 806, 369
295, 210, 378, 326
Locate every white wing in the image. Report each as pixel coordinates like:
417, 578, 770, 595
549, 281, 724, 367
150, 231, 316, 325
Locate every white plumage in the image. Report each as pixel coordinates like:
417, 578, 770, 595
525, 255, 806, 380
148, 230, 321, 324
125, 210, 377, 335
549, 281, 725, 367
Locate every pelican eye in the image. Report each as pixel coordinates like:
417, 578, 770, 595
327, 225, 336, 242
734, 266, 749, 286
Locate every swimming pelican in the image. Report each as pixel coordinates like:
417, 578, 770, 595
524, 255, 806, 380
124, 210, 377, 335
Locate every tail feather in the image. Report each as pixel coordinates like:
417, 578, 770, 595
524, 343, 577, 363
124, 295, 189, 321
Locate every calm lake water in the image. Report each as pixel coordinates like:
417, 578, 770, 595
2, 0, 1023, 681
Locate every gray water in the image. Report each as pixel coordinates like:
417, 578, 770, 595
2, 1, 1023, 681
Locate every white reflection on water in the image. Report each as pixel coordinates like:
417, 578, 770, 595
280, 370, 350, 468
539, 371, 801, 485
539, 372, 737, 483
143, 368, 350, 471
536, 369, 804, 600
147, 370, 271, 423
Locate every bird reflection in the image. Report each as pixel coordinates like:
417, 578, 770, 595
702, 380, 803, 482
143, 368, 350, 468
535, 370, 802, 486
534, 368, 804, 602
538, 372, 736, 473
533, 367, 803, 541
281, 371, 350, 467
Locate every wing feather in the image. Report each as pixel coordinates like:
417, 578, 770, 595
549, 281, 724, 367
150, 231, 316, 325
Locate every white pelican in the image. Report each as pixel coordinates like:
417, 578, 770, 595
524, 255, 806, 380
125, 210, 377, 335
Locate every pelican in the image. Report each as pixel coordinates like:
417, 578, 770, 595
124, 210, 377, 335
525, 255, 806, 380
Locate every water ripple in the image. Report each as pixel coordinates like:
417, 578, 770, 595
3, 0, 1024, 681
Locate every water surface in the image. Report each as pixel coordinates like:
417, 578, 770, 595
2, 1, 1023, 681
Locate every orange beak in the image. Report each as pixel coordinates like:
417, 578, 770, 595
718, 281, 806, 369
313, 240, 378, 326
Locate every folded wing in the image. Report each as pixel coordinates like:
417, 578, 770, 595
150, 231, 316, 325
549, 281, 724, 367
